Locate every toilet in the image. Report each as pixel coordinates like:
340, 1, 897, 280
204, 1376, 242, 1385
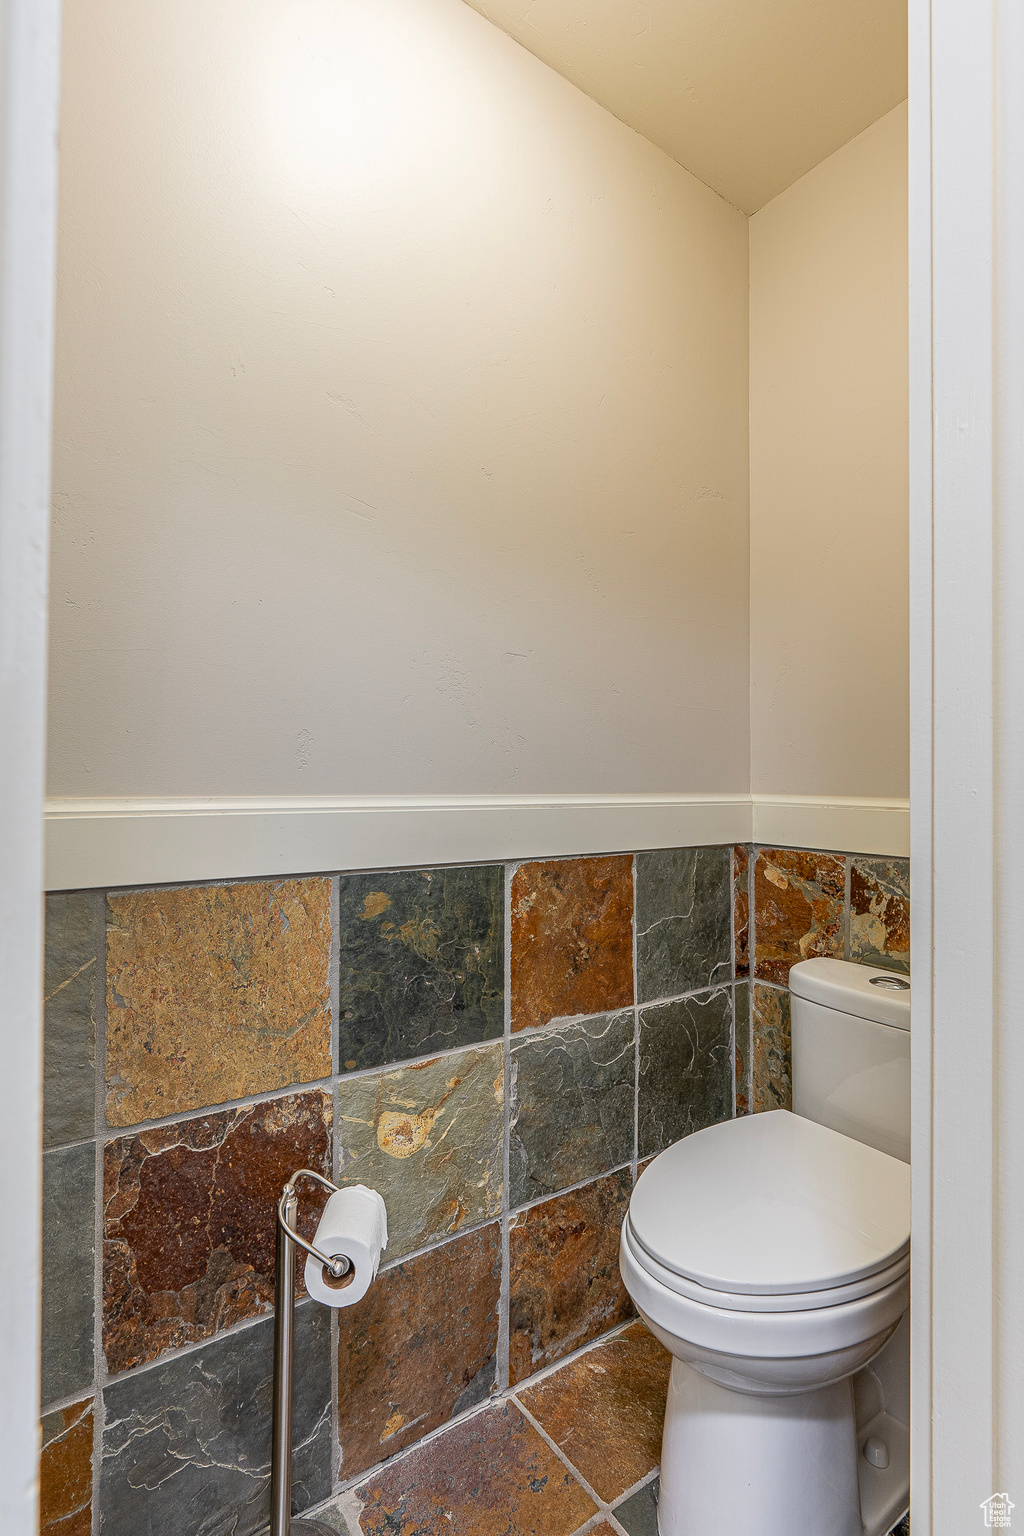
619, 958, 911, 1536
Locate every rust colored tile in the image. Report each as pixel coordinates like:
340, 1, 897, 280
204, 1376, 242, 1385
40, 1398, 92, 1536
103, 1090, 331, 1373
106, 879, 331, 1125
850, 858, 910, 973
586, 1527, 620, 1536
517, 1321, 671, 1503
350, 1401, 597, 1535
508, 1170, 633, 1387
337, 1223, 501, 1481
752, 984, 792, 1113
735, 978, 751, 1116
733, 845, 749, 978
752, 849, 845, 985
510, 857, 634, 1032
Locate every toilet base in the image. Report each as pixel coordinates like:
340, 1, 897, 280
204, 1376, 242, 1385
658, 1358, 870, 1536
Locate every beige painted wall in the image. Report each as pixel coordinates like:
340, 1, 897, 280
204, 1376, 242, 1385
48, 0, 750, 799
749, 102, 909, 799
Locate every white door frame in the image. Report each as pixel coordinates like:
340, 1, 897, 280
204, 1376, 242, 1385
0, 2, 62, 1533
909, 0, 1024, 1528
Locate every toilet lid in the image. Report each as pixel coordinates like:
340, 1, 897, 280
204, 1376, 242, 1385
630, 1110, 911, 1296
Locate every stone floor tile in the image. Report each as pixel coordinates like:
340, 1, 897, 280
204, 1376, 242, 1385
342, 1401, 597, 1535
752, 849, 845, 985
40, 1398, 93, 1536
44, 892, 97, 1150
508, 1170, 633, 1386
516, 1322, 671, 1504
105, 878, 331, 1125
637, 989, 733, 1159
510, 857, 634, 1032
42, 1142, 95, 1406
751, 983, 792, 1113
613, 1476, 660, 1536
337, 866, 504, 1072
337, 1223, 501, 1481
509, 1012, 634, 1207
103, 1090, 330, 1373
850, 858, 910, 973
635, 846, 732, 1003
336, 1044, 503, 1260
100, 1303, 330, 1536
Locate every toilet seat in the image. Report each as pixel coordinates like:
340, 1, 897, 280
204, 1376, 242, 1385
620, 1216, 910, 1360
630, 1109, 911, 1298
622, 1217, 909, 1313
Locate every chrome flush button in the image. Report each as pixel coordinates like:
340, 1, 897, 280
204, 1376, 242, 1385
869, 975, 910, 990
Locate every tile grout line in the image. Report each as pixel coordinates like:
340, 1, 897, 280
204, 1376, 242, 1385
844, 853, 853, 961
91, 888, 106, 1536
511, 1395, 628, 1527
498, 859, 516, 1395
321, 1315, 643, 1502
730, 846, 737, 1120
99, 1024, 505, 1142
508, 1162, 635, 1221
631, 854, 640, 1179
329, 873, 342, 1493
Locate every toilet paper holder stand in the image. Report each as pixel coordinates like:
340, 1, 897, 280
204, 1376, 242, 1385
271, 1167, 352, 1536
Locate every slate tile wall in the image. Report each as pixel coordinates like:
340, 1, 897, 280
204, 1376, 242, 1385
735, 845, 910, 1116
40, 842, 907, 1531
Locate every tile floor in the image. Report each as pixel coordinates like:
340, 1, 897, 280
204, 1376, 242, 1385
312, 1315, 911, 1536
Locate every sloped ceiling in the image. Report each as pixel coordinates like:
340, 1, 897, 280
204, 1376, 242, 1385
462, 0, 907, 213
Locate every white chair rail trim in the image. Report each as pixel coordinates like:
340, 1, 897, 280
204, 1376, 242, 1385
44, 792, 910, 890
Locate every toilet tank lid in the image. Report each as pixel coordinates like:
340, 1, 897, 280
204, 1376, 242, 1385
789, 958, 910, 1031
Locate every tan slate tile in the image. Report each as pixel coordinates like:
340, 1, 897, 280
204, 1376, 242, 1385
105, 879, 331, 1125
510, 857, 634, 1032
40, 1397, 92, 1536
516, 1322, 671, 1504
103, 1090, 331, 1373
337, 1223, 501, 1482
752, 848, 845, 985
752, 983, 792, 1113
508, 1170, 633, 1387
348, 1401, 597, 1535
336, 1044, 503, 1260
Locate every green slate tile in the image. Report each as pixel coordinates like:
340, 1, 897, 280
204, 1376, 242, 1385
636, 847, 732, 1004
338, 866, 504, 1072
41, 1142, 95, 1406
509, 1011, 635, 1207
336, 1043, 504, 1260
44, 892, 97, 1149
638, 988, 733, 1158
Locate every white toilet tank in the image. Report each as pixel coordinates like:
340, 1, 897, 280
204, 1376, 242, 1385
789, 958, 910, 1164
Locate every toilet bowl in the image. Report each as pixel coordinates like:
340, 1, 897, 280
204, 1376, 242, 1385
619, 965, 912, 1536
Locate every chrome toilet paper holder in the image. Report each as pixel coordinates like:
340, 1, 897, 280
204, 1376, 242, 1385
271, 1168, 352, 1536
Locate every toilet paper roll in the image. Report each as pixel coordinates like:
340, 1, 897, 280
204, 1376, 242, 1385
304, 1185, 388, 1308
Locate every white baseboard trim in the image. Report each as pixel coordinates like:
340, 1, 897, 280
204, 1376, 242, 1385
42, 792, 911, 890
